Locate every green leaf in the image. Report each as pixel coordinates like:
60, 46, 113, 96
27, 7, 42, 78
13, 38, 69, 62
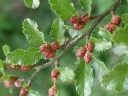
79, 0, 92, 15
1, 72, 10, 81
95, 27, 113, 41
23, 18, 45, 47
102, 63, 128, 92
91, 57, 109, 82
6, 47, 43, 66
113, 44, 128, 56
50, 18, 65, 45
55, 67, 74, 82
0, 60, 5, 72
113, 25, 128, 46
28, 90, 41, 96
90, 37, 112, 52
2, 45, 10, 56
75, 59, 93, 96
68, 28, 82, 38
49, 0, 77, 20
24, 0, 40, 9
121, 13, 128, 25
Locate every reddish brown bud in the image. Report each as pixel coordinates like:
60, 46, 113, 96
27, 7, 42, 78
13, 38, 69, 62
4, 76, 17, 88
111, 12, 121, 26
104, 23, 116, 33
74, 22, 85, 30
39, 44, 50, 52
86, 42, 94, 52
20, 88, 28, 96
84, 51, 92, 64
14, 79, 22, 87
4, 81, 13, 88
80, 14, 90, 23
8, 64, 20, 70
20, 65, 31, 72
45, 51, 56, 59
51, 42, 60, 50
48, 86, 58, 96
76, 47, 86, 58
70, 16, 80, 24
51, 69, 60, 80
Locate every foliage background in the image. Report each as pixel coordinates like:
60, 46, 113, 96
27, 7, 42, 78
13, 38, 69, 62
0, 0, 128, 96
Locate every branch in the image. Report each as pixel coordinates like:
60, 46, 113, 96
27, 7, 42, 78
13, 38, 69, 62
28, 0, 122, 83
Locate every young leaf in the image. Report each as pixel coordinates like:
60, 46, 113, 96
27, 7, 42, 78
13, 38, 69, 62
6, 47, 43, 66
23, 18, 45, 47
91, 57, 109, 82
49, 0, 77, 20
113, 44, 128, 56
102, 63, 128, 92
79, 0, 92, 15
75, 59, 93, 96
68, 28, 82, 38
94, 27, 113, 41
121, 13, 128, 25
28, 90, 41, 96
55, 67, 74, 82
50, 18, 65, 45
113, 25, 128, 46
2, 45, 10, 56
1, 72, 10, 81
90, 37, 112, 52
24, 0, 40, 9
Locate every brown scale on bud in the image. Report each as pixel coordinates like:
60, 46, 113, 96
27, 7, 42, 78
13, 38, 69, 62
20, 87, 28, 96
74, 22, 85, 30
70, 16, 80, 24
104, 23, 117, 33
4, 76, 18, 88
111, 11, 121, 26
39, 44, 50, 52
51, 42, 60, 50
8, 64, 20, 70
20, 65, 32, 72
48, 86, 58, 96
51, 69, 60, 79
84, 51, 92, 64
80, 14, 90, 23
86, 41, 94, 52
76, 47, 86, 58
45, 50, 56, 59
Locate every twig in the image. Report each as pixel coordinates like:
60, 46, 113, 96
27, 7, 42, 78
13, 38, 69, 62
28, 0, 122, 83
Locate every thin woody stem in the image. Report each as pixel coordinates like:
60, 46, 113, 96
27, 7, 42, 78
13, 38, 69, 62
28, 0, 122, 84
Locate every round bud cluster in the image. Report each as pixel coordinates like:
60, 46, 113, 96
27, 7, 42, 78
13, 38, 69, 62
39, 42, 60, 59
4, 76, 18, 88
70, 14, 91, 30
76, 41, 94, 64
48, 69, 59, 96
48, 86, 58, 96
20, 87, 28, 96
7, 64, 34, 72
104, 11, 121, 34
8, 64, 20, 70
20, 65, 34, 72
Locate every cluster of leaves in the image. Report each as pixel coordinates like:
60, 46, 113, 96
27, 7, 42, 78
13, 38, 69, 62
1, 0, 128, 96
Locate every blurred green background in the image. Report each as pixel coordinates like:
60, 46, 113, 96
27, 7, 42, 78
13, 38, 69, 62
0, 0, 128, 96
